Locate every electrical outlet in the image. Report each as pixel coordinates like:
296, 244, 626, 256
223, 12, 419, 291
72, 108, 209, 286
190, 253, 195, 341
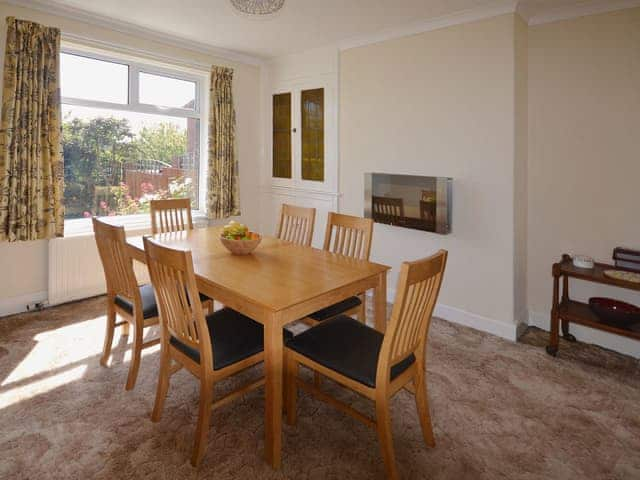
26, 301, 46, 312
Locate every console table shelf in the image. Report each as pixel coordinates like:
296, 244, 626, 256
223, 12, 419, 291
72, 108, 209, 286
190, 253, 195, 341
546, 254, 640, 356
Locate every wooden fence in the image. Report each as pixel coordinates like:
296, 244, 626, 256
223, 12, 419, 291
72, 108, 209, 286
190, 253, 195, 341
124, 168, 194, 199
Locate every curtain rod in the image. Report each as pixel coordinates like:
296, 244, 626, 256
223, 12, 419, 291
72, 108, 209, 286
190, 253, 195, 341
61, 32, 212, 73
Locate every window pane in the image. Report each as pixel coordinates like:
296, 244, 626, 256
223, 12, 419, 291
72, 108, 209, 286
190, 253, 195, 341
301, 88, 324, 181
61, 53, 128, 104
273, 93, 292, 178
62, 105, 199, 219
139, 72, 196, 109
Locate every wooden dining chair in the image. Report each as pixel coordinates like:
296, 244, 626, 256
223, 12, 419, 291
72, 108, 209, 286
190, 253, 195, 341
285, 250, 447, 479
150, 198, 193, 234
275, 203, 316, 247
149, 198, 213, 312
144, 237, 281, 467
92, 217, 161, 391
304, 212, 374, 324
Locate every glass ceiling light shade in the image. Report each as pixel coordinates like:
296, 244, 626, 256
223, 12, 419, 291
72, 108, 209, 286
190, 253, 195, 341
230, 0, 285, 15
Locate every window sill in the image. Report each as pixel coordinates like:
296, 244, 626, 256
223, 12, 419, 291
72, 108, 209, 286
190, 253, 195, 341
63, 212, 210, 238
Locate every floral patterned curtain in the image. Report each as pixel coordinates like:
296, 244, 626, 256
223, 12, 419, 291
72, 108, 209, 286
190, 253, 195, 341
207, 66, 240, 219
0, 17, 63, 242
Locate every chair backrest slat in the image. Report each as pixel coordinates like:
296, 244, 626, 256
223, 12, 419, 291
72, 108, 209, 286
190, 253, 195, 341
276, 204, 316, 247
372, 196, 405, 224
323, 212, 373, 261
378, 250, 447, 384
93, 217, 139, 302
144, 237, 212, 367
150, 198, 194, 235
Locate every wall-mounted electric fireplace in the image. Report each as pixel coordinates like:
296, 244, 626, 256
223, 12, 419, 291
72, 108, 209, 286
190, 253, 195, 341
364, 173, 452, 234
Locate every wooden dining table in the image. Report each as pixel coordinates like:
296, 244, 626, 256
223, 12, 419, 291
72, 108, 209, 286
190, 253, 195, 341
127, 226, 390, 469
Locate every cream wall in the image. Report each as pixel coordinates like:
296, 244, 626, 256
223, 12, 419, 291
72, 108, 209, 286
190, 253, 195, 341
340, 14, 521, 338
514, 15, 528, 328
0, 3, 261, 315
527, 8, 640, 356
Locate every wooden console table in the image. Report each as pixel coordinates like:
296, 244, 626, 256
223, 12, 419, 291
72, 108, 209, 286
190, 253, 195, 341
546, 254, 640, 356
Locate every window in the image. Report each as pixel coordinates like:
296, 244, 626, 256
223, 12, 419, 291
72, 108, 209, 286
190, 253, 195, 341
61, 50, 204, 220
139, 72, 196, 109
61, 54, 129, 104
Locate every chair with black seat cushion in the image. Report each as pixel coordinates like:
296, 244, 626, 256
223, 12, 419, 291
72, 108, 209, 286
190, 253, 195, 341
275, 203, 316, 247
93, 217, 162, 391
304, 212, 373, 324
285, 250, 448, 480
144, 236, 278, 467
114, 283, 211, 318
149, 198, 214, 313
150, 198, 193, 234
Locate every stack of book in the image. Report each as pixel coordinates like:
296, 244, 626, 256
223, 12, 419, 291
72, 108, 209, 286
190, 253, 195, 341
613, 247, 640, 272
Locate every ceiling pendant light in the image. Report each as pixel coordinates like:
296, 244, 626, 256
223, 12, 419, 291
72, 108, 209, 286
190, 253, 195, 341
230, 0, 285, 15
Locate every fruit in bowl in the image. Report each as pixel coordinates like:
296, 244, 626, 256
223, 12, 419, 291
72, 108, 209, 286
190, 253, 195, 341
222, 220, 251, 240
220, 221, 261, 255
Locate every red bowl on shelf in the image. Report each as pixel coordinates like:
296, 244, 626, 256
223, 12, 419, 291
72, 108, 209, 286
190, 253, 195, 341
588, 297, 640, 327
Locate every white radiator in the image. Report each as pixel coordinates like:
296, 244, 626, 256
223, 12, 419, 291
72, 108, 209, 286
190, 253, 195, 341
48, 233, 150, 306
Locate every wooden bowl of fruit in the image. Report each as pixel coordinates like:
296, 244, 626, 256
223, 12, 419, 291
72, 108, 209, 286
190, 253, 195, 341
220, 221, 261, 255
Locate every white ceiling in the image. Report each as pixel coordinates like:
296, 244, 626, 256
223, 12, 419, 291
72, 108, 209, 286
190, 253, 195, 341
10, 0, 635, 59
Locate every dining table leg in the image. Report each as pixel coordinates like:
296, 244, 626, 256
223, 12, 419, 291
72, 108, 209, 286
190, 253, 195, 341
374, 271, 388, 332
264, 314, 283, 469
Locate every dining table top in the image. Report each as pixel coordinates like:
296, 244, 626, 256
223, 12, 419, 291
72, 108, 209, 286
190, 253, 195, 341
127, 226, 390, 314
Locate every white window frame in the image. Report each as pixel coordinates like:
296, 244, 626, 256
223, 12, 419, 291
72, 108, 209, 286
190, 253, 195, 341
60, 45, 209, 234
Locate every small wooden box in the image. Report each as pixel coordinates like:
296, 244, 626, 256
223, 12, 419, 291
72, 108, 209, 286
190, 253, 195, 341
613, 247, 640, 272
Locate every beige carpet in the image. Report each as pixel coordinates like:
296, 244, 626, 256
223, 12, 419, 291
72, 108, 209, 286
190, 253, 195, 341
0, 297, 638, 479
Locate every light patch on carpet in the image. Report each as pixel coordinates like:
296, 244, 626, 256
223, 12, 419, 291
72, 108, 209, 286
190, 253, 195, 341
2, 316, 105, 386
0, 364, 87, 409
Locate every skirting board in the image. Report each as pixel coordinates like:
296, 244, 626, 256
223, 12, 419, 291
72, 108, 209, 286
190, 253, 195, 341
0, 290, 48, 318
380, 288, 521, 341
434, 303, 520, 341
528, 310, 640, 359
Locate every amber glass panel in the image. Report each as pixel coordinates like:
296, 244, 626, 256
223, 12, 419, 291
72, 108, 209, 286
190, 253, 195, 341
272, 93, 292, 178
301, 88, 324, 181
